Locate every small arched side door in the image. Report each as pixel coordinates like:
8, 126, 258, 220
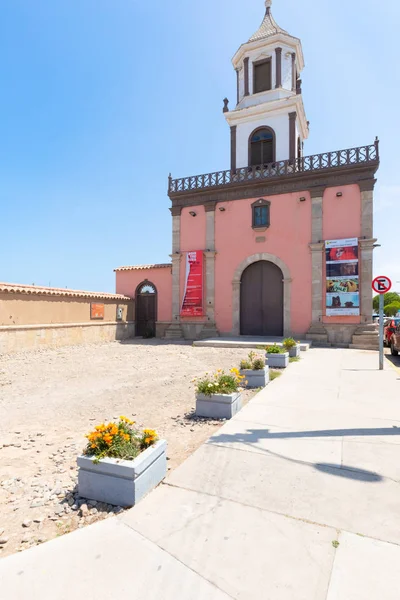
135, 282, 157, 337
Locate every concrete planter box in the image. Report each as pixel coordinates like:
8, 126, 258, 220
240, 366, 270, 389
196, 392, 242, 419
287, 345, 300, 358
77, 439, 167, 508
265, 352, 289, 368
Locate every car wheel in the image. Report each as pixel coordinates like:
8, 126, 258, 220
391, 342, 399, 357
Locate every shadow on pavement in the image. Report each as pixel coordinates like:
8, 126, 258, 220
208, 427, 397, 482
314, 463, 382, 482
385, 354, 400, 370
210, 426, 400, 443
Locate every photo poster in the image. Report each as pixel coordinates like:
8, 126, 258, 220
325, 238, 360, 316
181, 251, 204, 317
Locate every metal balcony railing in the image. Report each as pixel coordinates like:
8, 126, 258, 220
168, 140, 379, 195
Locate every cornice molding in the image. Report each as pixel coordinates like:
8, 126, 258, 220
170, 165, 379, 209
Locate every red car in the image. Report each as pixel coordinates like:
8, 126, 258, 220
384, 318, 400, 347
391, 323, 400, 356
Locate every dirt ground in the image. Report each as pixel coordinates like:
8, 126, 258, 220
0, 340, 262, 558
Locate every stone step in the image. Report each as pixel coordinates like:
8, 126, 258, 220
352, 336, 380, 343
349, 344, 378, 351
164, 324, 184, 340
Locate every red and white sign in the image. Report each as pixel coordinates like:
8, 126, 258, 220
181, 251, 204, 316
372, 276, 392, 294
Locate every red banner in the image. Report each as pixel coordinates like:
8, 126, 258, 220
181, 251, 204, 317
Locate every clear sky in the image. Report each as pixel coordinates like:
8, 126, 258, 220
0, 0, 399, 293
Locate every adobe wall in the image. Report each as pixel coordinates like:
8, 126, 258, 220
0, 288, 134, 354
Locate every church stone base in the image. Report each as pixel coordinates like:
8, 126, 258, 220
163, 322, 219, 341
307, 323, 379, 349
350, 324, 379, 351
164, 322, 184, 340
306, 324, 328, 345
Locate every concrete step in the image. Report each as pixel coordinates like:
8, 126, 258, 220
193, 337, 312, 352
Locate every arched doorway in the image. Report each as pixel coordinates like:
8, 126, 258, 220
135, 282, 157, 337
240, 261, 283, 336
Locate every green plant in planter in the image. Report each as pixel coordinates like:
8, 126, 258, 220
194, 368, 245, 397
265, 344, 283, 354
252, 358, 265, 370
240, 359, 252, 370
240, 351, 265, 371
282, 337, 297, 350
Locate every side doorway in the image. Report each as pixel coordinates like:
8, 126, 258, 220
135, 282, 157, 337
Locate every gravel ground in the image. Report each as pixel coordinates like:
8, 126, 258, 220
0, 340, 262, 558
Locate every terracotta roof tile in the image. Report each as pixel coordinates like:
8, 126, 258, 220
0, 282, 129, 301
114, 264, 172, 272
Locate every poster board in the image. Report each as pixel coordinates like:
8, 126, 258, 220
325, 238, 360, 316
90, 303, 105, 320
181, 251, 204, 317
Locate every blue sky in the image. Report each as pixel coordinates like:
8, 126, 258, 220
0, 0, 398, 293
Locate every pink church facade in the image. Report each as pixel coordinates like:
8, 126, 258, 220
116, 2, 379, 347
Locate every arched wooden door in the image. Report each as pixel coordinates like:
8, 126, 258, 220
240, 261, 283, 336
135, 282, 157, 337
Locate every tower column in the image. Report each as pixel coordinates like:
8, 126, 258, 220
275, 47, 282, 88
291, 53, 296, 91
244, 57, 249, 96
230, 125, 237, 172
204, 204, 219, 336
165, 207, 183, 339
289, 111, 297, 160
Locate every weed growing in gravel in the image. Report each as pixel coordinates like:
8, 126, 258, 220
269, 371, 282, 381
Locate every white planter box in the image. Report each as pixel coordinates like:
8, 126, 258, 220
265, 352, 289, 368
196, 392, 242, 419
77, 439, 167, 508
240, 366, 270, 388
288, 345, 300, 358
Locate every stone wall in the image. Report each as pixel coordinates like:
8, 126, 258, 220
0, 322, 135, 354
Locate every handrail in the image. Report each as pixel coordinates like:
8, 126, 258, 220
168, 139, 379, 194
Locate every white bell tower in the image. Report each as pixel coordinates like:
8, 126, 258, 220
224, 0, 309, 170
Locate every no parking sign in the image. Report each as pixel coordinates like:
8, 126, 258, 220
373, 275, 393, 370
372, 276, 392, 295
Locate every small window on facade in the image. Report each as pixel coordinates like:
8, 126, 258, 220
252, 199, 271, 229
250, 128, 274, 166
253, 59, 272, 94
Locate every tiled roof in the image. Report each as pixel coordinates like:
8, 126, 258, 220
114, 264, 172, 272
248, 1, 288, 42
0, 282, 129, 300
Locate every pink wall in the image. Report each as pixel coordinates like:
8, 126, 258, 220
323, 184, 361, 240
180, 206, 206, 252
214, 192, 312, 334
115, 268, 172, 322
177, 184, 364, 335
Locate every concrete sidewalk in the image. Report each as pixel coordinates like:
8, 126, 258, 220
1, 349, 400, 599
